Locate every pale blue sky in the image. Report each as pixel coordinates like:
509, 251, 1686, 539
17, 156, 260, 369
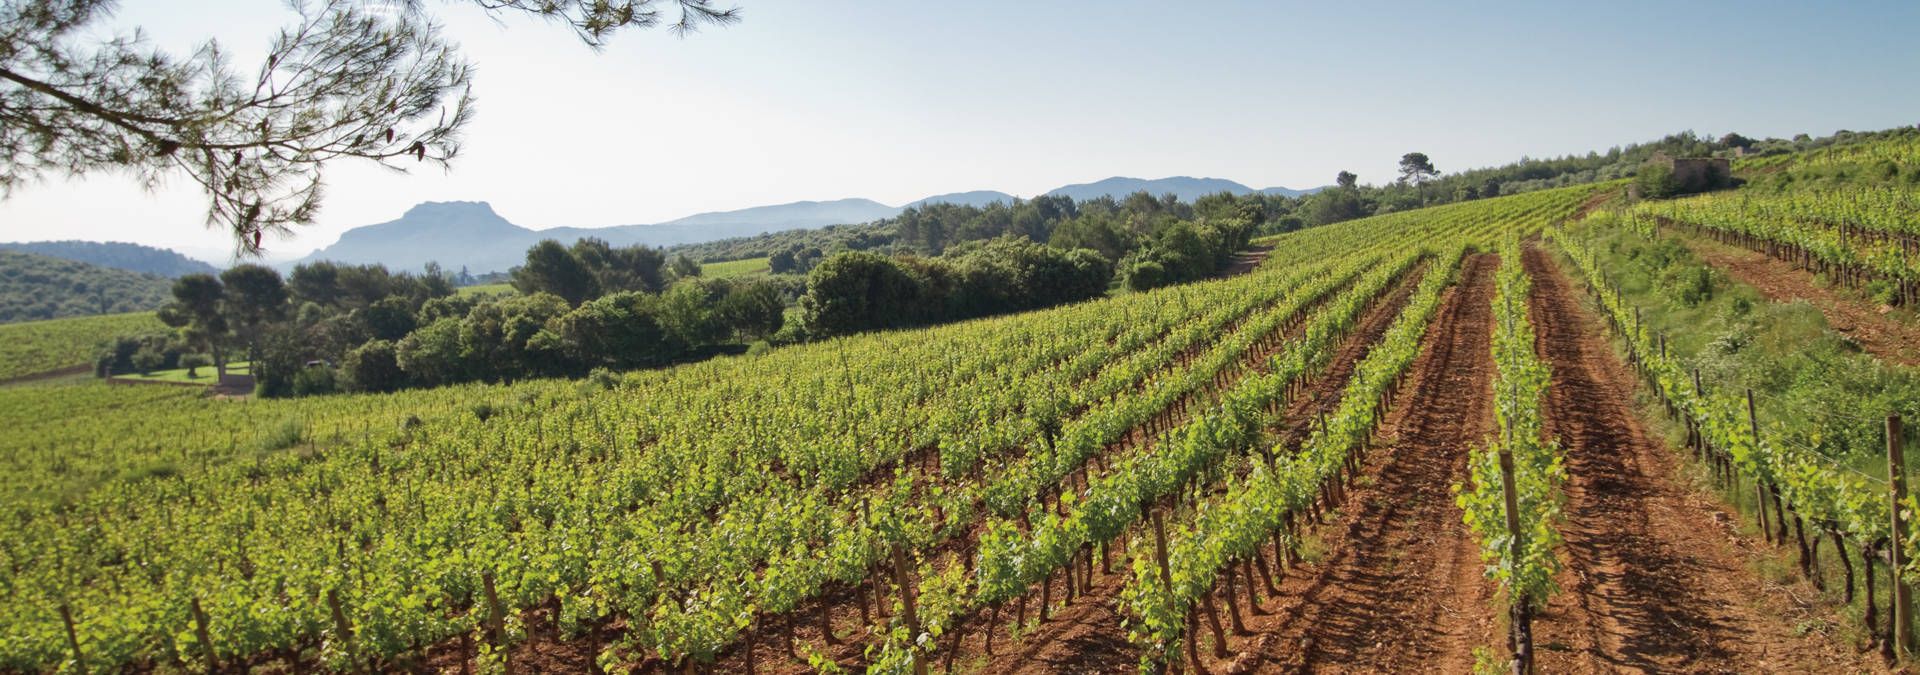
3, 0, 1917, 261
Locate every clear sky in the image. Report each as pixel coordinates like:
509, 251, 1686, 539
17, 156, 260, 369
3, 0, 1917, 262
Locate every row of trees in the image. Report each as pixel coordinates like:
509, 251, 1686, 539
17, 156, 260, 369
128, 202, 1266, 395
342, 276, 784, 392
669, 190, 1306, 268
800, 237, 1112, 337
120, 235, 781, 396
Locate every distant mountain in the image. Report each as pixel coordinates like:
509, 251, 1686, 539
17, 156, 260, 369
532, 199, 907, 251
905, 190, 1018, 209
293, 201, 542, 275
653, 198, 899, 229
0, 240, 219, 278
295, 178, 1319, 274
0, 250, 172, 323
1261, 185, 1327, 198
293, 199, 911, 274
1043, 176, 1320, 203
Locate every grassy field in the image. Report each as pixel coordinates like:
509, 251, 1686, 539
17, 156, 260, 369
0, 311, 166, 381
109, 360, 253, 385
701, 256, 771, 278
456, 282, 515, 297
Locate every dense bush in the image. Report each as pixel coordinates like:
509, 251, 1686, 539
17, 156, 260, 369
801, 237, 1120, 337
341, 339, 404, 393
1120, 219, 1254, 291
94, 333, 184, 376
1634, 163, 1680, 199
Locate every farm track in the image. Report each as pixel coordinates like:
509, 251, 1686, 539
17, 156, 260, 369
973, 258, 1431, 675
1523, 244, 1885, 674
1240, 252, 1499, 674
1673, 231, 1920, 367
1219, 244, 1276, 277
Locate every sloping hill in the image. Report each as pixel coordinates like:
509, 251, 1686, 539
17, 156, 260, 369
1044, 176, 1321, 203
904, 190, 1018, 208
0, 240, 219, 277
0, 250, 172, 323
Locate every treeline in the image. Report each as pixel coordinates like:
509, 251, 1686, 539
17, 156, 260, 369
670, 190, 1297, 267
112, 239, 789, 396
798, 237, 1111, 336
117, 193, 1268, 395
0, 250, 172, 323
1303, 128, 1900, 225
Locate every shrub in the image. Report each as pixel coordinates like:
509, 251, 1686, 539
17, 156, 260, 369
1658, 264, 1715, 307
341, 339, 405, 393
1635, 164, 1680, 199
291, 366, 337, 397
130, 344, 165, 374
259, 418, 304, 452
179, 353, 212, 378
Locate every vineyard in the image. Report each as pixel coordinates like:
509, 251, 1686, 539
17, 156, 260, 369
0, 312, 166, 382
6, 132, 1920, 675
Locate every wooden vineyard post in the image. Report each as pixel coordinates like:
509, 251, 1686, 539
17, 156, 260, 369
59, 603, 83, 674
1747, 389, 1771, 543
1691, 369, 1706, 465
482, 570, 517, 675
892, 546, 928, 675
327, 589, 358, 673
1498, 449, 1533, 675
1151, 509, 1196, 673
1890, 413, 1914, 656
191, 597, 218, 672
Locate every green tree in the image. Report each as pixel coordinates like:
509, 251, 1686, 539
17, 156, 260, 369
220, 264, 289, 365
341, 339, 405, 393
1398, 152, 1439, 196
556, 291, 683, 369
571, 238, 666, 294
1336, 170, 1359, 189
178, 353, 211, 379
800, 251, 926, 337
768, 247, 801, 274
1305, 189, 1370, 225
158, 274, 229, 375
714, 280, 787, 341
668, 254, 702, 280
512, 240, 600, 305
362, 297, 418, 342
0, 0, 739, 251
130, 343, 165, 375
395, 317, 469, 386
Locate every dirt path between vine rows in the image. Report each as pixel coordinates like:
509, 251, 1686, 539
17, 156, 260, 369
974, 260, 1431, 675
1523, 244, 1886, 674
719, 266, 1373, 675
1220, 244, 1276, 277
1675, 233, 1920, 367
1226, 252, 1499, 674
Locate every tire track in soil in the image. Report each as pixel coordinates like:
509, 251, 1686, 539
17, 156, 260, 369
1523, 244, 1885, 675
975, 259, 1431, 675
1243, 252, 1499, 675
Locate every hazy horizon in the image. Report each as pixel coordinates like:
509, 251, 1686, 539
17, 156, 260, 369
4, 0, 1916, 261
